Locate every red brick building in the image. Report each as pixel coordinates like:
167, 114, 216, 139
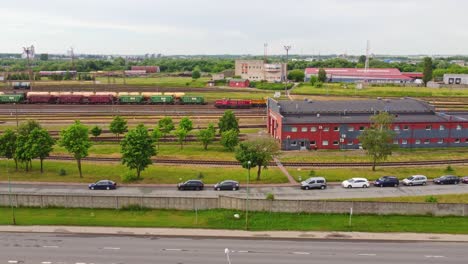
229, 79, 250, 88
131, 66, 160, 73
267, 98, 468, 150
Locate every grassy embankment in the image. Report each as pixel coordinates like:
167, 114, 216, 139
1, 207, 467, 234
0, 159, 287, 184
293, 83, 468, 98
337, 194, 468, 204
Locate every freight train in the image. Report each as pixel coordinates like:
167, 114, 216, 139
0, 92, 267, 108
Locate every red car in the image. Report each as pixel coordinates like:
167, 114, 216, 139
462, 177, 468, 184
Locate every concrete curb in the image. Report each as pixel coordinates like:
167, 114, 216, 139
1, 225, 468, 242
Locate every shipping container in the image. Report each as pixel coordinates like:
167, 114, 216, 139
13, 82, 31, 89
149, 95, 174, 104
141, 92, 162, 97
88, 95, 114, 104
96, 92, 117, 97
27, 92, 50, 97
251, 99, 267, 107
118, 92, 129, 96
215, 99, 251, 109
0, 94, 24, 103
57, 95, 84, 104
180, 96, 205, 105
119, 95, 144, 104
28, 95, 56, 104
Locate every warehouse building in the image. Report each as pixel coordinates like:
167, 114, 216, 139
267, 98, 468, 150
304, 68, 417, 83
131, 66, 160, 73
235, 60, 287, 83
444, 74, 468, 85
229, 79, 250, 88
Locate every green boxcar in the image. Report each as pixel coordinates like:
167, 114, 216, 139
0, 94, 24, 103
118, 95, 144, 104
150, 95, 174, 104
180, 96, 205, 104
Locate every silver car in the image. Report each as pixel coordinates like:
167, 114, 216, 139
300, 177, 327, 190
402, 175, 427, 186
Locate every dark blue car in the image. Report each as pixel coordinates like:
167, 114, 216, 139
373, 176, 399, 187
89, 180, 117, 190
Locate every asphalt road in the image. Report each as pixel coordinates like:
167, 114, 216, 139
1, 232, 467, 264
2, 182, 468, 200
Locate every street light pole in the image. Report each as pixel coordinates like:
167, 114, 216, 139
245, 160, 251, 230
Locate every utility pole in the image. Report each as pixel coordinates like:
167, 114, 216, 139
23, 45, 35, 91
284, 45, 291, 95
68, 47, 76, 79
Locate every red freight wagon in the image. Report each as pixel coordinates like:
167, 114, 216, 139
27, 95, 56, 104
215, 99, 252, 109
57, 95, 84, 104
87, 95, 114, 104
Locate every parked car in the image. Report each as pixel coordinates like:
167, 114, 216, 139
214, 180, 240, 191
462, 177, 468, 184
342, 178, 369, 188
88, 180, 117, 190
300, 177, 327, 190
433, 175, 460, 185
402, 175, 427, 186
373, 176, 399, 187
177, 180, 204, 191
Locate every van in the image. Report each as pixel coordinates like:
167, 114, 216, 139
402, 175, 427, 186
300, 177, 327, 190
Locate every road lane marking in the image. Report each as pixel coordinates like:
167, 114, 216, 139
103, 247, 120, 250
8, 261, 19, 264
237, 250, 250, 253
43, 245, 59, 248
292, 252, 310, 255
41, 262, 52, 264
358, 253, 377, 256
425, 255, 446, 258
163, 248, 183, 251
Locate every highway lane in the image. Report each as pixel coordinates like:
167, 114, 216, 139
1, 232, 467, 264
2, 182, 468, 200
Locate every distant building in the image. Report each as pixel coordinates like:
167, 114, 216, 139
39, 71, 77, 76
304, 68, 417, 83
211, 73, 225, 81
131, 66, 160, 73
235, 60, 287, 83
229, 79, 250, 88
444, 74, 468, 85
450, 60, 466, 67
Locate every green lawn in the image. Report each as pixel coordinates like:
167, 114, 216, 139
1, 207, 468, 234
338, 194, 468, 204
0, 160, 287, 184
289, 166, 468, 182
293, 83, 468, 98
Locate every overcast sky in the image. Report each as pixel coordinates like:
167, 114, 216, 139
1, 0, 467, 55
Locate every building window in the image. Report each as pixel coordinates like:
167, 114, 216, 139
402, 139, 408, 145
311, 127, 317, 132
425, 125, 432, 130
334, 127, 339, 131
394, 125, 400, 131
348, 126, 354, 132
323, 127, 330, 132
440, 125, 445, 131
438, 139, 444, 144
333, 140, 339, 145
455, 138, 461, 144
403, 125, 409, 130
301, 127, 308, 132
291, 127, 297, 132
424, 139, 430, 144
291, 141, 297, 146
393, 139, 399, 144
415, 139, 421, 145
347, 140, 353, 145
310, 141, 316, 145
359, 126, 365, 131
322, 140, 329, 146
456, 125, 462, 130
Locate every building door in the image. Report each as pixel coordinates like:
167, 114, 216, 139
300, 141, 306, 151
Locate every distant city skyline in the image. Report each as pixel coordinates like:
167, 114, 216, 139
1, 0, 468, 55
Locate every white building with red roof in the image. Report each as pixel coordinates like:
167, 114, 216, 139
304, 68, 418, 83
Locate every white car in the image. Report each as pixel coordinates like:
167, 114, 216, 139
402, 175, 427, 186
342, 178, 370, 188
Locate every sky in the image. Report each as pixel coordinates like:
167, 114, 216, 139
1, 0, 467, 55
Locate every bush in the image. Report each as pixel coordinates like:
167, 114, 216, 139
309, 76, 318, 86
58, 169, 67, 176
121, 171, 139, 183
197, 172, 204, 179
308, 170, 316, 177
445, 165, 455, 174
425, 196, 438, 203
120, 204, 148, 211
315, 82, 323, 88
265, 192, 275, 201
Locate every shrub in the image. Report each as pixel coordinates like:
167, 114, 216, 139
265, 192, 275, 201
315, 82, 323, 88
58, 169, 67, 176
121, 171, 139, 183
425, 196, 438, 203
197, 172, 204, 179
445, 165, 455, 174
309, 76, 318, 86
308, 170, 316, 177
120, 204, 148, 211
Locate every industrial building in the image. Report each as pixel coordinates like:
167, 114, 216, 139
131, 66, 160, 73
267, 98, 468, 150
229, 79, 250, 88
235, 60, 287, 83
304, 68, 419, 83
444, 74, 468, 85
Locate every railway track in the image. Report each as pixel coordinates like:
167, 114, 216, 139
46, 155, 468, 167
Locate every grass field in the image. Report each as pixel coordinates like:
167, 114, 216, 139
293, 83, 468, 98
289, 165, 468, 182
338, 193, 468, 204
0, 160, 287, 184
1, 207, 468, 234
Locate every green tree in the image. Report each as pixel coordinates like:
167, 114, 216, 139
152, 127, 163, 149
158, 117, 175, 140
318, 68, 327, 82
0, 129, 18, 170
192, 69, 201, 79
120, 124, 156, 179
90, 125, 102, 139
422, 57, 433, 87
39, 53, 49, 61
59, 121, 92, 178
358, 55, 367, 64
358, 112, 396, 171
197, 123, 216, 150
235, 137, 280, 181
15, 120, 42, 171
109, 115, 128, 140
220, 129, 239, 151
174, 128, 188, 149
28, 128, 55, 173
287, 69, 305, 82
309, 75, 318, 86
218, 110, 239, 134
179, 116, 193, 132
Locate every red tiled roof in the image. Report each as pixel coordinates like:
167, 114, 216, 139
304, 68, 412, 80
